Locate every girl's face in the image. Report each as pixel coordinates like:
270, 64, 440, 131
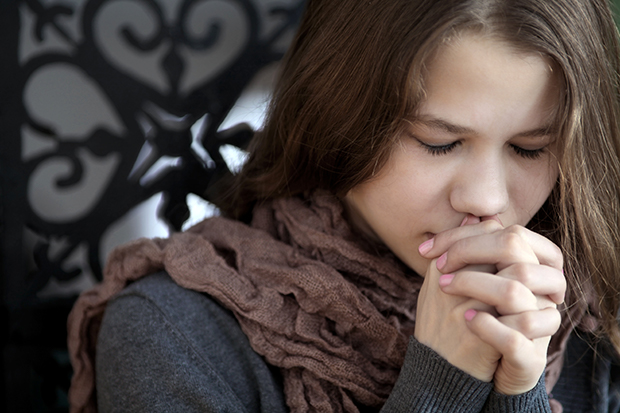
344, 34, 560, 275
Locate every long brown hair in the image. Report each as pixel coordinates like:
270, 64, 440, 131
219, 0, 620, 352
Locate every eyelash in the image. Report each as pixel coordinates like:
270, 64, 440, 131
419, 141, 545, 159
421, 141, 460, 156
509, 145, 545, 160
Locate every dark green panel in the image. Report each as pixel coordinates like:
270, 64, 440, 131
612, 0, 620, 26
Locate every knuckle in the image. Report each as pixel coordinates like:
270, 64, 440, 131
501, 279, 525, 303
505, 224, 527, 236
503, 331, 526, 354
449, 238, 468, 258
481, 220, 503, 233
501, 231, 525, 251
537, 295, 557, 310
471, 311, 494, 331
549, 308, 562, 330
550, 242, 562, 258
516, 312, 538, 336
550, 244, 564, 268
511, 262, 533, 284
553, 272, 567, 298
559, 275, 567, 293
431, 231, 449, 248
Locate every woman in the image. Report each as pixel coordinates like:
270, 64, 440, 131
68, 0, 620, 411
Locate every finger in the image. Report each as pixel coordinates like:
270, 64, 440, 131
500, 225, 563, 269
437, 225, 563, 274
421, 221, 563, 272
439, 270, 538, 314
465, 310, 544, 370
465, 310, 551, 367
418, 219, 503, 258
497, 263, 566, 305
465, 310, 550, 395
497, 308, 562, 340
437, 229, 537, 274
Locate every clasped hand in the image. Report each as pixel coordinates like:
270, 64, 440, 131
414, 216, 565, 395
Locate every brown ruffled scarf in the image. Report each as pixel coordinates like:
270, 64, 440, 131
67, 190, 577, 412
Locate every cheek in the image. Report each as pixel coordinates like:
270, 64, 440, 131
512, 162, 558, 222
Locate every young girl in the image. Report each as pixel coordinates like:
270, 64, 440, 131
68, 0, 620, 412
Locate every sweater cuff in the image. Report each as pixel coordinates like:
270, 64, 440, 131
482, 374, 551, 413
381, 336, 494, 412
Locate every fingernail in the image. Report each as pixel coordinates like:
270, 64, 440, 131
436, 252, 447, 270
464, 309, 477, 321
439, 274, 454, 287
460, 216, 468, 227
418, 238, 434, 255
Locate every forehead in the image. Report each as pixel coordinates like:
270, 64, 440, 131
416, 33, 561, 134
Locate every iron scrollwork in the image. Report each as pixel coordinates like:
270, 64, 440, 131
0, 0, 304, 410
11, 0, 304, 296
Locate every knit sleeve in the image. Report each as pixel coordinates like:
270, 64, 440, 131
380, 337, 550, 413
482, 376, 550, 413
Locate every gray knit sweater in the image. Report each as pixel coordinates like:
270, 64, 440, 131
95, 272, 619, 412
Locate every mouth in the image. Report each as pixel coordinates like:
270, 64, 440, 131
424, 232, 435, 240
481, 215, 504, 226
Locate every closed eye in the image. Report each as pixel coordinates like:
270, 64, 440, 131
418, 140, 461, 156
510, 144, 545, 159
415, 137, 547, 159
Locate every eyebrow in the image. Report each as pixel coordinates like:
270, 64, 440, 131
413, 117, 556, 139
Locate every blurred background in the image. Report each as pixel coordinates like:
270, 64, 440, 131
0, 0, 304, 411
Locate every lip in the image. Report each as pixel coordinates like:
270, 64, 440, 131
481, 215, 504, 226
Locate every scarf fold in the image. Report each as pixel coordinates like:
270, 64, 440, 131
67, 190, 573, 413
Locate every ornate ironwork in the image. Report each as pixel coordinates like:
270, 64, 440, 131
0, 0, 305, 410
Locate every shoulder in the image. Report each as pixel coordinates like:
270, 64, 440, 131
96, 271, 287, 413
107, 270, 236, 336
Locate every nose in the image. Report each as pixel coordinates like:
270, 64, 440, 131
449, 154, 509, 218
